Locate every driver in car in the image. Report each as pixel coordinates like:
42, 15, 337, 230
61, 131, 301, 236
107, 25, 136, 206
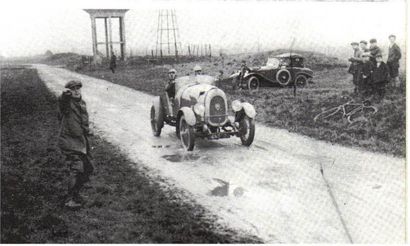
166, 68, 177, 99
194, 65, 202, 76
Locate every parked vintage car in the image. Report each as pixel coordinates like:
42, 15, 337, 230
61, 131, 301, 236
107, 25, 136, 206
150, 75, 256, 151
230, 53, 314, 90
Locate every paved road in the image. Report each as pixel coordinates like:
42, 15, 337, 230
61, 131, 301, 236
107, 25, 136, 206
35, 64, 405, 243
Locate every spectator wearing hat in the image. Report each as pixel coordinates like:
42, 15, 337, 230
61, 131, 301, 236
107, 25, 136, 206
371, 54, 389, 99
368, 39, 382, 66
359, 40, 369, 54
348, 42, 363, 93
387, 34, 402, 86
58, 80, 94, 209
237, 60, 251, 90
109, 52, 117, 73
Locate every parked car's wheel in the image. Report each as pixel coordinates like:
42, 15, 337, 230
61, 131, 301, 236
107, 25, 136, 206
150, 105, 163, 136
179, 115, 195, 151
276, 69, 291, 86
247, 76, 260, 90
295, 74, 308, 87
238, 116, 255, 146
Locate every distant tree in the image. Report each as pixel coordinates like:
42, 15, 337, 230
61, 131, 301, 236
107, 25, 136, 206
44, 50, 53, 57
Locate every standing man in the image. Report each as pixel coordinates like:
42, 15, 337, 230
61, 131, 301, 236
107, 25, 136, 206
109, 52, 117, 73
368, 39, 382, 66
359, 54, 374, 96
348, 42, 363, 94
371, 54, 389, 99
216, 70, 224, 88
238, 60, 251, 89
387, 34, 402, 86
359, 40, 369, 53
58, 80, 94, 209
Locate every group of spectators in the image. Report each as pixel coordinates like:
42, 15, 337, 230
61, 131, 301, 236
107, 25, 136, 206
348, 34, 402, 99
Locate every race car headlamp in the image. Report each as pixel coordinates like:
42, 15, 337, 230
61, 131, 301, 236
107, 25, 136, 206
232, 100, 243, 112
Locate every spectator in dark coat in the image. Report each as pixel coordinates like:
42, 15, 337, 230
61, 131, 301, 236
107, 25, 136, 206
109, 52, 117, 73
58, 80, 94, 209
371, 54, 389, 99
348, 42, 363, 94
367, 39, 382, 66
238, 60, 251, 89
359, 54, 374, 96
387, 34, 402, 86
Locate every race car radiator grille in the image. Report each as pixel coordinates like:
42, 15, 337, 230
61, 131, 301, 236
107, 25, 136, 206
209, 96, 226, 125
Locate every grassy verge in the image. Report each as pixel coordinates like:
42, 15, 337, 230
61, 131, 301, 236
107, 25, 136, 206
77, 63, 405, 157
0, 67, 261, 243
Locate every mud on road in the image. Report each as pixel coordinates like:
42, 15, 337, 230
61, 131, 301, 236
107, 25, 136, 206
35, 64, 405, 243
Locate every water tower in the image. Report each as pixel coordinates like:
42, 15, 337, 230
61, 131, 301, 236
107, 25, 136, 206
84, 9, 129, 60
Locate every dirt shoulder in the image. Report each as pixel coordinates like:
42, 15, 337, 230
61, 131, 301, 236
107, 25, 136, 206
0, 67, 261, 243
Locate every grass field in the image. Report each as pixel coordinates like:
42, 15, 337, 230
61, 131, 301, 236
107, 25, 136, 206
0, 67, 261, 243
76, 55, 405, 157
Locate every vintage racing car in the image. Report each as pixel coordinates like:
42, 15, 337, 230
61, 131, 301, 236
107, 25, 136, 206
230, 53, 314, 90
150, 75, 256, 151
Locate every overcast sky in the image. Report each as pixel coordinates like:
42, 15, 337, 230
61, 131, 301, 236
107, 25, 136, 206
0, 0, 406, 58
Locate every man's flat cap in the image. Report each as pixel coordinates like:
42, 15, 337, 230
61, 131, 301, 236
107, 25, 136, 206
369, 38, 377, 43
389, 34, 396, 39
351, 42, 359, 45
375, 54, 383, 58
65, 80, 82, 89
360, 40, 368, 45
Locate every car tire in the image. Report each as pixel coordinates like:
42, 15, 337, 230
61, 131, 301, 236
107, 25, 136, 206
150, 105, 163, 136
295, 74, 308, 87
276, 69, 291, 86
247, 76, 260, 90
179, 115, 195, 151
239, 116, 255, 146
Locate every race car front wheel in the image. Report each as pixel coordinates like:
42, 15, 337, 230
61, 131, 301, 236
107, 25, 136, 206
239, 116, 255, 146
179, 115, 195, 151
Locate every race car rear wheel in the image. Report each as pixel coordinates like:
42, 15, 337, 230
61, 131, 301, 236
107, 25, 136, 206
179, 115, 195, 151
247, 76, 260, 90
239, 116, 255, 146
276, 69, 291, 86
295, 74, 307, 87
150, 105, 163, 136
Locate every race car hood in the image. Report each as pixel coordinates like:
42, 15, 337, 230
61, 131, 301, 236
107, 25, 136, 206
175, 75, 218, 105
